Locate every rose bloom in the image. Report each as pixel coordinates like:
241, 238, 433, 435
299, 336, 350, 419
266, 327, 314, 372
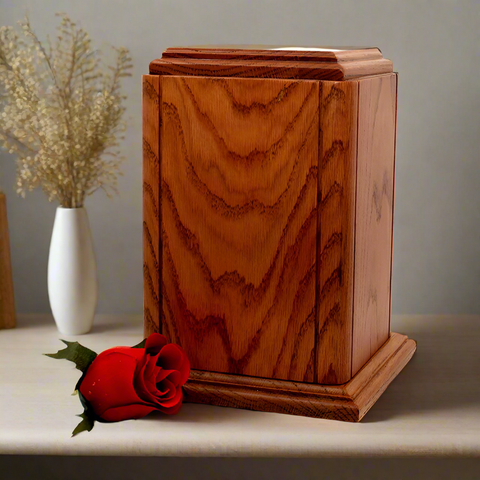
79, 333, 190, 422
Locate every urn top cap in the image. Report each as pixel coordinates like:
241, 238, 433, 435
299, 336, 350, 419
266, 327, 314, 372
150, 45, 393, 80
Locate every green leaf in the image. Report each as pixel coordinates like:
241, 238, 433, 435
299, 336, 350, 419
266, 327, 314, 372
131, 338, 146, 349
44, 340, 97, 373
72, 411, 95, 437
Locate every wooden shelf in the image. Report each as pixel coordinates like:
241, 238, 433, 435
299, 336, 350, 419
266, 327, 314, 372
0, 314, 479, 457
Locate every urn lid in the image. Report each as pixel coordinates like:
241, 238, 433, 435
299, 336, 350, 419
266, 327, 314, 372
150, 45, 392, 80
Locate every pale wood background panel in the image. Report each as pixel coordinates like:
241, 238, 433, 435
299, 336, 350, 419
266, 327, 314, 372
0, 193, 15, 329
160, 76, 319, 382
142, 75, 161, 337
316, 81, 358, 384
352, 74, 397, 376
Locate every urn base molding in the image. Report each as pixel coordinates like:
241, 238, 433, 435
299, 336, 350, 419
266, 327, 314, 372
184, 332, 416, 422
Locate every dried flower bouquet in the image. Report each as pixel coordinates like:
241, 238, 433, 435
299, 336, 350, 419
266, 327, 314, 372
0, 13, 132, 207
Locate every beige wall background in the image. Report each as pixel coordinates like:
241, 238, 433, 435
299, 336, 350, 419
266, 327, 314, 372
0, 0, 479, 314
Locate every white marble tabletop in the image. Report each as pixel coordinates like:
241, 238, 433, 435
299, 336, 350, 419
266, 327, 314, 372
0, 314, 479, 457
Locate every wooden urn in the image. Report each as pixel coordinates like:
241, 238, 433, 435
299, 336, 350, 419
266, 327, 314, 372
142, 45, 416, 422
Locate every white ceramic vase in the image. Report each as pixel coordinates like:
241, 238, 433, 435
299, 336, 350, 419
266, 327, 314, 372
48, 207, 98, 335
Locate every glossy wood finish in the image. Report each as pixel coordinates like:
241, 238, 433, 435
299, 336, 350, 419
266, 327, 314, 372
316, 81, 358, 384
184, 332, 416, 422
142, 75, 161, 337
352, 74, 398, 375
0, 193, 15, 329
151, 46, 393, 81
159, 76, 319, 382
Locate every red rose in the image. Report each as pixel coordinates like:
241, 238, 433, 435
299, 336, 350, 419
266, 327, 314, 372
79, 333, 190, 422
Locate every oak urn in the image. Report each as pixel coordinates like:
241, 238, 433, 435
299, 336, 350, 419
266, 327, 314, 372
142, 45, 416, 421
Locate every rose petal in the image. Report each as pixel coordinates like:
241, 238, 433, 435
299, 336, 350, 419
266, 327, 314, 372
151, 364, 161, 381
139, 353, 160, 398
158, 405, 182, 415
132, 352, 162, 399
145, 370, 164, 397
145, 377, 160, 396
106, 346, 146, 361
157, 344, 184, 371
153, 381, 170, 396
144, 352, 161, 384
133, 353, 149, 380
133, 357, 158, 404
154, 368, 181, 388
145, 333, 168, 355
165, 370, 182, 386
155, 378, 177, 401
155, 367, 176, 383
79, 351, 153, 418
156, 393, 183, 415
101, 403, 157, 422
157, 386, 183, 408
158, 344, 190, 385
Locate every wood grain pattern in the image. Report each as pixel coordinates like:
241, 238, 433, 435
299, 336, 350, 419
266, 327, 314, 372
150, 57, 392, 81
315, 81, 358, 384
352, 74, 398, 376
142, 75, 161, 337
184, 331, 417, 422
0, 193, 15, 329
160, 76, 319, 382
